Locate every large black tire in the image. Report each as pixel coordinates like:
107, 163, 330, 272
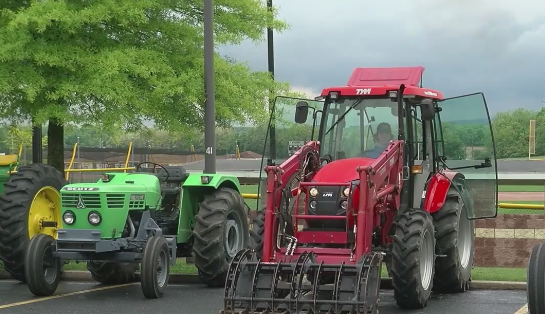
0, 163, 67, 282
24, 233, 61, 296
249, 209, 294, 259
141, 236, 170, 299
431, 187, 475, 293
528, 242, 545, 314
192, 187, 249, 287
391, 208, 436, 309
86, 262, 139, 284
249, 210, 265, 258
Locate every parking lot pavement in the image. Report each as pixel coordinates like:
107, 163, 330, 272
0, 279, 528, 314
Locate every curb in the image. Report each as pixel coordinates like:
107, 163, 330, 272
0, 270, 527, 290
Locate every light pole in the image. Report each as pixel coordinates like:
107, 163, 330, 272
204, 0, 216, 174
267, 0, 276, 160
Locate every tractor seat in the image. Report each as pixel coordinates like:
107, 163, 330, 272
155, 166, 189, 183
0, 154, 18, 167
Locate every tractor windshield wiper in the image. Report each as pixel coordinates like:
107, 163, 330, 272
324, 99, 363, 136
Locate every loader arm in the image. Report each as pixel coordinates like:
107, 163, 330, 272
262, 141, 320, 262
355, 139, 405, 257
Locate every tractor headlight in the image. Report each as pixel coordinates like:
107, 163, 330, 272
342, 187, 350, 197
340, 200, 348, 210
63, 211, 75, 225
309, 200, 317, 209
88, 211, 102, 226
309, 187, 318, 197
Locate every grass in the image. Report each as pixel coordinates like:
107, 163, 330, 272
43, 259, 529, 282
498, 185, 544, 192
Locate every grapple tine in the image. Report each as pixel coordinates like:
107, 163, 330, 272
271, 261, 283, 313
223, 249, 256, 314
312, 261, 324, 313
332, 262, 345, 314
250, 255, 263, 314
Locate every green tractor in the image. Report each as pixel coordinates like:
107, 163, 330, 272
21, 161, 249, 298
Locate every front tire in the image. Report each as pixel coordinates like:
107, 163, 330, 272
391, 208, 436, 309
141, 236, 170, 299
528, 242, 545, 314
431, 187, 475, 293
192, 187, 249, 287
24, 234, 61, 296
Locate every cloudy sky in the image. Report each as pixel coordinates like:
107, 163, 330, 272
219, 0, 545, 116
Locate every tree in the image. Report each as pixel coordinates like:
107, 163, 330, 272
0, 0, 294, 174
490, 109, 536, 158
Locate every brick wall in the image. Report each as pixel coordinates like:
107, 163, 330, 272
475, 214, 545, 268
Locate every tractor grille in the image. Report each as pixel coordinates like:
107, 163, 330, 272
106, 194, 125, 209
128, 200, 145, 209
62, 194, 101, 209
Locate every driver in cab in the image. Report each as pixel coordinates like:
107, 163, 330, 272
362, 122, 393, 158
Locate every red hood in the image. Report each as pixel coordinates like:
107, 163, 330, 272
312, 157, 376, 183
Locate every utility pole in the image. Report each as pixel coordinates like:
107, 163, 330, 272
204, 0, 216, 174
267, 0, 276, 160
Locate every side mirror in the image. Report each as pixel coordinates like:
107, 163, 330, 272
420, 98, 435, 121
295, 101, 309, 124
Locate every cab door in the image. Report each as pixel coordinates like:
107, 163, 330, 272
435, 92, 498, 219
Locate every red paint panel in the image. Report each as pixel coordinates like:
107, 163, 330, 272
347, 66, 424, 87
423, 172, 458, 213
320, 86, 444, 100
311, 158, 374, 182
296, 231, 347, 244
276, 248, 354, 264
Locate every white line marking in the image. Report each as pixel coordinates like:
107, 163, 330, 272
514, 304, 528, 314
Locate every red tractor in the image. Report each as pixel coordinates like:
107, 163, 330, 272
223, 67, 499, 313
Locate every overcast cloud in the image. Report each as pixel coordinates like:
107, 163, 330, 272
219, 0, 545, 116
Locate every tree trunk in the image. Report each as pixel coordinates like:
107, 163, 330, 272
47, 118, 64, 176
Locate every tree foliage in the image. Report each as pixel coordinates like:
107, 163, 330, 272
0, 0, 296, 171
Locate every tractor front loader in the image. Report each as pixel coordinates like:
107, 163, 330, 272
223, 67, 499, 313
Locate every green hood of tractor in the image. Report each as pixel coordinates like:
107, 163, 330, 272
59, 172, 162, 238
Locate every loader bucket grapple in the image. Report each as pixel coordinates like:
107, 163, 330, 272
223, 249, 383, 314
223, 66, 499, 313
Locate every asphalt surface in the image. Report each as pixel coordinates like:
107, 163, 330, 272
0, 279, 528, 314
183, 158, 545, 173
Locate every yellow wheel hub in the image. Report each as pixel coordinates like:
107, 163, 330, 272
28, 186, 62, 239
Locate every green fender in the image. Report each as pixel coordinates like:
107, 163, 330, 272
177, 173, 242, 243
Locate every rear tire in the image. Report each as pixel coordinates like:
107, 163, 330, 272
0, 164, 67, 282
249, 210, 265, 258
192, 187, 249, 287
528, 242, 545, 314
249, 208, 294, 260
431, 187, 475, 293
141, 236, 170, 299
24, 234, 61, 296
87, 262, 139, 284
391, 208, 436, 309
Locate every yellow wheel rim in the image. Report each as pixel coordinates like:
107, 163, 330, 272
28, 186, 62, 240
